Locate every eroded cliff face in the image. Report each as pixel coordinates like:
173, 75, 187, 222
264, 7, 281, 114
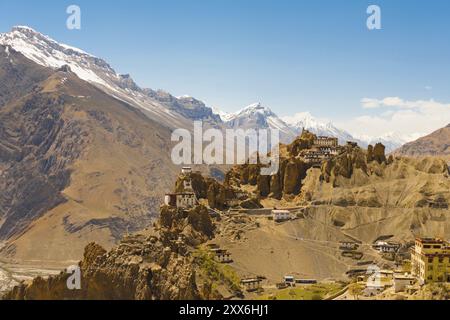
3, 205, 218, 300
320, 144, 370, 187
224, 130, 331, 200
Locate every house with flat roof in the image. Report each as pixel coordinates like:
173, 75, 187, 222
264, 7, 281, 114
394, 274, 415, 293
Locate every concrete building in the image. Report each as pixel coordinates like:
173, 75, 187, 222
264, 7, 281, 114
411, 238, 450, 284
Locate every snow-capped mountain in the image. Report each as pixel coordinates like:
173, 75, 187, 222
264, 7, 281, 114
0, 26, 219, 129
220, 103, 371, 148
222, 103, 297, 143
282, 112, 407, 152
355, 132, 407, 153
219, 106, 404, 152
282, 112, 361, 146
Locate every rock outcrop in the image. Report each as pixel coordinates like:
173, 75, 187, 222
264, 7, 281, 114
3, 205, 218, 300
367, 143, 387, 164
175, 171, 252, 210
321, 143, 369, 186
4, 236, 199, 300
225, 131, 323, 199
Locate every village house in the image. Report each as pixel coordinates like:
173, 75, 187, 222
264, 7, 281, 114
411, 237, 450, 284
364, 282, 387, 297
364, 274, 393, 296
373, 241, 400, 253
379, 270, 394, 280
283, 275, 295, 286
241, 278, 262, 292
339, 241, 359, 251
272, 210, 291, 222
393, 274, 416, 293
215, 249, 233, 263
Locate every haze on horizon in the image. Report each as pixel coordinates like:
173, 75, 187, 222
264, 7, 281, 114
1, 0, 450, 141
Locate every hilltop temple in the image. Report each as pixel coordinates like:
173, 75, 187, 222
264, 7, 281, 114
302, 134, 342, 167
164, 167, 198, 209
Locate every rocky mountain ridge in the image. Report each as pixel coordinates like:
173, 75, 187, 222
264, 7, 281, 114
395, 124, 450, 159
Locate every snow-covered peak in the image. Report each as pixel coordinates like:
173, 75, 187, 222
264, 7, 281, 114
283, 112, 341, 134
0, 25, 114, 87
282, 112, 331, 129
211, 107, 231, 122
12, 26, 37, 33
232, 102, 276, 118
0, 26, 209, 129
354, 132, 407, 153
222, 103, 297, 143
7, 26, 91, 56
282, 112, 361, 146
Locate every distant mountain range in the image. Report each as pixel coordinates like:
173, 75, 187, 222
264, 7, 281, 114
0, 26, 408, 153
214, 103, 406, 152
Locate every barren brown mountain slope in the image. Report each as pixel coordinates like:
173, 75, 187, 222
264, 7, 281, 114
0, 45, 179, 265
395, 124, 450, 159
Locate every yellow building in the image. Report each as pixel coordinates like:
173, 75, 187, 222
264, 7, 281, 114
411, 238, 450, 284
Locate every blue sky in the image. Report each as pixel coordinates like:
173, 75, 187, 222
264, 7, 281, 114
1, 0, 450, 139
